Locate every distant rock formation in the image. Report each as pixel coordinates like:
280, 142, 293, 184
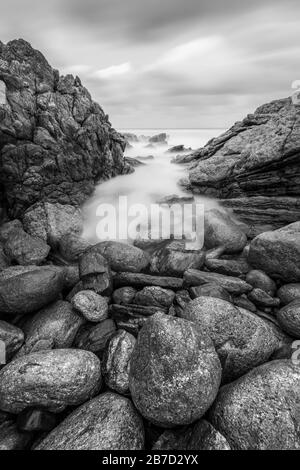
0, 39, 127, 219
183, 98, 300, 233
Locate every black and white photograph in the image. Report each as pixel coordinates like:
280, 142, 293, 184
0, 0, 299, 454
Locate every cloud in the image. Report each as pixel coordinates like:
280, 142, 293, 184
91, 62, 131, 80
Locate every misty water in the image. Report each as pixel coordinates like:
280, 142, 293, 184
82, 129, 224, 245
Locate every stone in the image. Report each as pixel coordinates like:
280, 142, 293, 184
149, 133, 168, 144
209, 360, 300, 450
152, 428, 193, 450
4, 229, 50, 265
276, 300, 300, 338
0, 420, 32, 450
190, 283, 232, 302
62, 264, 80, 290
112, 287, 137, 305
245, 269, 277, 296
0, 265, 65, 315
278, 284, 300, 305
58, 232, 91, 262
134, 286, 175, 308
0, 244, 10, 271
36, 392, 144, 450
71, 290, 108, 323
248, 288, 280, 308
205, 258, 250, 278
0, 320, 24, 360
103, 330, 136, 394
204, 209, 247, 254
179, 297, 279, 383
0, 39, 126, 219
0, 219, 23, 243
110, 304, 168, 318
15, 301, 84, 357
187, 420, 231, 451
73, 319, 116, 355
79, 249, 113, 296
233, 296, 257, 312
113, 272, 184, 290
17, 408, 57, 432
248, 223, 300, 282
129, 313, 221, 428
150, 242, 205, 276
90, 241, 150, 273
0, 349, 101, 414
173, 290, 192, 316
184, 269, 252, 295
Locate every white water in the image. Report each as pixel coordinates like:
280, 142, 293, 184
82, 129, 224, 244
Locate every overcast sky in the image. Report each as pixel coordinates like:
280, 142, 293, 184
1, 0, 299, 128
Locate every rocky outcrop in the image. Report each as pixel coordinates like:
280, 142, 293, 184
0, 39, 126, 218
184, 98, 300, 232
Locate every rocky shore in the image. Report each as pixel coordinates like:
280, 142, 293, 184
0, 40, 299, 451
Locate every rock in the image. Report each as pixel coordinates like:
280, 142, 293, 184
90, 241, 149, 273
150, 242, 205, 276
276, 300, 300, 338
73, 319, 116, 354
124, 157, 145, 167
36, 392, 144, 450
173, 290, 192, 316
0, 421, 32, 450
110, 304, 168, 319
233, 295, 257, 312
204, 209, 247, 254
205, 258, 250, 277
248, 223, 300, 282
17, 408, 57, 432
59, 233, 91, 262
0, 219, 23, 243
0, 244, 10, 271
0, 39, 126, 218
112, 287, 137, 305
134, 286, 175, 308
103, 330, 136, 394
205, 246, 226, 260
248, 288, 280, 309
278, 284, 300, 305
0, 349, 101, 413
122, 132, 139, 143
186, 97, 300, 232
129, 313, 221, 428
0, 320, 24, 360
209, 360, 300, 450
184, 269, 252, 295
149, 133, 168, 144
79, 249, 113, 296
245, 270, 277, 296
71, 290, 108, 323
179, 297, 279, 383
190, 283, 232, 302
62, 264, 80, 290
0, 265, 64, 315
187, 420, 231, 451
166, 145, 192, 154
152, 429, 191, 450
4, 229, 50, 265
113, 272, 184, 290
15, 301, 84, 357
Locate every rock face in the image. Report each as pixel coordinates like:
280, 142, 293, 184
0, 39, 126, 218
36, 392, 144, 450
129, 313, 222, 428
248, 222, 300, 282
0, 349, 101, 414
185, 98, 300, 232
209, 360, 300, 450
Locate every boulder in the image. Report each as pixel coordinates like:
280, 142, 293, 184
129, 313, 221, 428
103, 330, 136, 394
184, 269, 252, 295
0, 320, 24, 360
0, 349, 101, 413
71, 290, 108, 323
113, 272, 184, 290
0, 39, 126, 218
205, 258, 250, 277
187, 420, 231, 451
134, 286, 175, 308
209, 360, 300, 450
276, 300, 300, 338
247, 288, 280, 308
0, 265, 64, 315
79, 249, 113, 296
179, 297, 279, 382
15, 301, 84, 357
190, 283, 232, 302
4, 229, 50, 265
248, 223, 300, 282
150, 242, 205, 276
0, 220, 23, 243
246, 270, 277, 296
204, 209, 247, 254
58, 233, 91, 262
112, 287, 137, 305
278, 284, 300, 305
36, 392, 144, 450
90, 241, 149, 273
73, 319, 116, 355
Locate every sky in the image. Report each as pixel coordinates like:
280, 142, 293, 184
0, 0, 299, 128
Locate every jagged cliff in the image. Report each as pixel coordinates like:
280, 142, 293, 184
182, 97, 300, 233
0, 39, 127, 218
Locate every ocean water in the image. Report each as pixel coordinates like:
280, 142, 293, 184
81, 129, 225, 244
